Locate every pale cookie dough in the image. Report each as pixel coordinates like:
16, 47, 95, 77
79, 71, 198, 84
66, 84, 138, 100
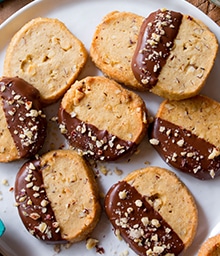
90, 11, 144, 90
4, 17, 87, 105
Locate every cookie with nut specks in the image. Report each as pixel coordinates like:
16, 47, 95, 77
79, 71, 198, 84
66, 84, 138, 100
105, 166, 198, 256
0, 76, 47, 162
198, 234, 220, 256
149, 95, 220, 180
90, 9, 218, 100
58, 76, 148, 161
14, 149, 101, 243
90, 11, 144, 91
4, 17, 87, 105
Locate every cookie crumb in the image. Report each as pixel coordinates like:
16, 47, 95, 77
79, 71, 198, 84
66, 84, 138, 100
114, 167, 123, 176
2, 179, 9, 186
119, 250, 129, 256
86, 238, 99, 250
115, 229, 122, 241
99, 165, 110, 176
54, 244, 61, 253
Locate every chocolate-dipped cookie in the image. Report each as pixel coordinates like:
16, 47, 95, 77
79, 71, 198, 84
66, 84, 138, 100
149, 95, 220, 180
58, 76, 148, 161
14, 150, 101, 243
105, 166, 198, 255
0, 77, 47, 162
90, 9, 218, 100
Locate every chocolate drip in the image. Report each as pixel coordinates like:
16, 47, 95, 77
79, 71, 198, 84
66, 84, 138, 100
0, 77, 47, 158
14, 159, 65, 243
150, 118, 220, 180
132, 9, 182, 89
105, 181, 184, 255
58, 106, 137, 161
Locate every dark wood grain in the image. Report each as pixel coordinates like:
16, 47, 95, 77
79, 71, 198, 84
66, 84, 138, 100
0, 0, 219, 25
0, 0, 33, 24
187, 0, 220, 25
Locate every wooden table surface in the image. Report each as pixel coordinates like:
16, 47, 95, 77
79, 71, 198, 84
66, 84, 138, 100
0, 0, 219, 25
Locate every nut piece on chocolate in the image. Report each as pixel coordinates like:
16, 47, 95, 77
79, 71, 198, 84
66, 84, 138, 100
0, 76, 47, 162
105, 166, 198, 255
14, 149, 101, 243
150, 95, 220, 180
58, 76, 148, 161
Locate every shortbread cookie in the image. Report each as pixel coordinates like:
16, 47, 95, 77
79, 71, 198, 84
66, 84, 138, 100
198, 234, 220, 256
58, 76, 148, 161
14, 150, 101, 243
4, 17, 87, 105
90, 11, 144, 91
150, 95, 220, 180
105, 166, 198, 255
0, 77, 47, 162
90, 9, 218, 100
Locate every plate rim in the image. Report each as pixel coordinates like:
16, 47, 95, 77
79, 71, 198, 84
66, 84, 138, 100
0, 1, 219, 256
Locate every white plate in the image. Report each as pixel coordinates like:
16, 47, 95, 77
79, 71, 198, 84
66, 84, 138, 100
0, 0, 219, 255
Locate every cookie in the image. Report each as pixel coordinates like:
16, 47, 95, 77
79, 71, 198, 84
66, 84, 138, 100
0, 76, 47, 162
14, 149, 101, 243
198, 234, 220, 256
105, 166, 198, 255
58, 76, 148, 161
90, 9, 218, 100
90, 11, 144, 91
149, 95, 220, 180
4, 17, 87, 105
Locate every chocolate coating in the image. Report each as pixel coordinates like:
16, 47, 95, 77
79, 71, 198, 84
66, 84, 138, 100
105, 181, 184, 255
132, 9, 182, 89
0, 77, 47, 158
150, 118, 220, 180
58, 106, 137, 161
14, 159, 65, 243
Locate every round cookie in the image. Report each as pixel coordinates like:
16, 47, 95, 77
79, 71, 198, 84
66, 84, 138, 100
198, 234, 220, 256
0, 76, 47, 162
149, 95, 220, 180
90, 9, 218, 100
90, 11, 144, 91
4, 17, 87, 105
58, 76, 148, 161
14, 149, 101, 243
105, 166, 198, 255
